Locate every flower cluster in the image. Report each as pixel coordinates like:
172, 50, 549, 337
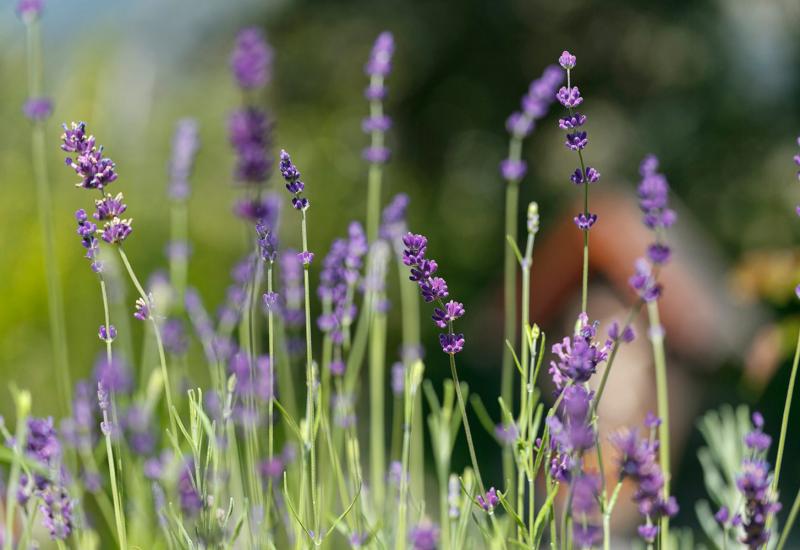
628, 155, 676, 302
168, 118, 200, 201
402, 233, 465, 354
363, 32, 395, 164
16, 0, 43, 21
722, 412, 781, 549
547, 385, 595, 482
500, 64, 562, 182
379, 193, 410, 248
317, 222, 368, 353
611, 419, 679, 543
279, 149, 309, 211
571, 473, 602, 547
23, 97, 53, 121
228, 28, 274, 219
555, 51, 601, 230
477, 486, 499, 512
75, 209, 102, 272
62, 122, 132, 249
549, 313, 610, 392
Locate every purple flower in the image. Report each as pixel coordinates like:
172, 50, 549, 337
61, 122, 118, 190
362, 146, 391, 164
229, 107, 273, 185
715, 506, 730, 525
16, 0, 43, 20
93, 192, 128, 221
569, 167, 600, 185
565, 131, 588, 151
256, 220, 278, 263
263, 291, 280, 312
549, 313, 610, 390
298, 251, 314, 266
23, 97, 53, 121
93, 353, 131, 393
162, 318, 189, 356
638, 157, 676, 231
329, 360, 345, 376
607, 321, 635, 344
391, 362, 405, 395
644, 412, 661, 429
168, 118, 200, 201
39, 484, 73, 540
548, 385, 596, 454
556, 86, 583, 108
409, 520, 439, 550
744, 411, 772, 452
439, 333, 465, 355
477, 487, 499, 511
736, 458, 780, 548
123, 405, 155, 455
279, 149, 309, 210
495, 422, 518, 446
178, 460, 203, 516
231, 27, 273, 90
500, 159, 527, 181
559, 50, 577, 70
99, 217, 133, 245
629, 258, 662, 303
647, 243, 671, 265
611, 422, 678, 540
571, 473, 601, 547
98, 324, 116, 342
573, 212, 597, 230
259, 457, 284, 480
362, 115, 392, 133
235, 192, 281, 224
365, 31, 395, 78
637, 524, 659, 544
559, 112, 586, 130
380, 193, 410, 245
26, 417, 60, 464
500, 65, 562, 179
133, 296, 151, 321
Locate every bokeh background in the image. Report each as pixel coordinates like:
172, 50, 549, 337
3, 0, 800, 543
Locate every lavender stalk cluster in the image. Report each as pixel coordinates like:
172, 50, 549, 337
556, 51, 601, 230
549, 313, 610, 392
629, 155, 676, 303
363, 31, 395, 165
229, 28, 275, 220
611, 417, 678, 544
62, 122, 132, 251
715, 412, 781, 549
500, 64, 563, 182
546, 385, 595, 482
402, 233, 465, 354
168, 118, 200, 202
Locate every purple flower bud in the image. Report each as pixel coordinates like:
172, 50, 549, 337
558, 112, 586, 129
365, 32, 395, 78
23, 97, 53, 121
573, 212, 597, 230
409, 520, 439, 550
570, 166, 600, 185
565, 131, 588, 151
495, 422, 518, 446
280, 149, 310, 210
558, 50, 577, 70
263, 291, 279, 312
133, 296, 151, 321
329, 360, 345, 376
637, 524, 659, 543
438, 333, 465, 355
168, 118, 199, 200
298, 251, 314, 266
556, 86, 583, 108
477, 487, 499, 511
93, 193, 128, 221
100, 218, 133, 244
608, 321, 635, 344
391, 362, 405, 395
431, 300, 465, 328
362, 115, 392, 133
362, 146, 391, 164
500, 159, 527, 181
647, 243, 671, 265
644, 412, 661, 429
714, 506, 729, 525
16, 0, 43, 20
98, 325, 117, 342
230, 27, 273, 90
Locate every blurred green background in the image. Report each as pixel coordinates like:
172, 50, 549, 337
3, 0, 800, 538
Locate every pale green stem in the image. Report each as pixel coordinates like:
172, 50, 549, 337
448, 353, 485, 495
602, 481, 623, 550
369, 307, 388, 512
646, 300, 671, 546
266, 263, 276, 528
777, 485, 800, 550
365, 73, 385, 243
117, 247, 177, 437
169, 200, 189, 307
4, 391, 30, 550
771, 327, 800, 518
502, 178, 520, 505
25, 16, 72, 415
394, 366, 415, 550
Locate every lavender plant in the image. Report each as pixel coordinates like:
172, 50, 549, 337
6, 6, 800, 549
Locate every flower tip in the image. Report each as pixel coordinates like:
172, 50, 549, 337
558, 50, 577, 70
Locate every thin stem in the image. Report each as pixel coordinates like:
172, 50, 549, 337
777, 485, 800, 550
4, 391, 30, 550
117, 247, 177, 437
449, 353, 485, 495
369, 306, 388, 511
102, 410, 128, 548
772, 327, 800, 512
266, 264, 276, 528
503, 178, 520, 506
646, 300, 671, 546
365, 73, 385, 243
602, 481, 623, 550
395, 365, 415, 550
25, 16, 72, 416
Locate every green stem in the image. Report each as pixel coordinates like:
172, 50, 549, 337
449, 353, 485, 495
25, 16, 72, 416
117, 247, 177, 437
365, 73, 386, 243
369, 306, 388, 512
772, 327, 800, 511
777, 484, 800, 550
503, 178, 520, 506
602, 481, 623, 550
646, 300, 671, 546
266, 264, 276, 528
394, 365, 416, 550
3, 390, 31, 550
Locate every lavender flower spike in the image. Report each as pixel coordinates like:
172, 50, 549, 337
231, 27, 273, 90
279, 149, 309, 210
168, 118, 200, 201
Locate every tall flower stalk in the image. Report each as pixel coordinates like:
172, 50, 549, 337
555, 50, 600, 315
19, 0, 71, 415
499, 65, 562, 480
